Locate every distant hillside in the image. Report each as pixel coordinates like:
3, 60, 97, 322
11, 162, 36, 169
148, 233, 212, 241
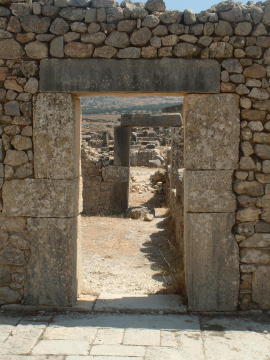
81, 96, 183, 115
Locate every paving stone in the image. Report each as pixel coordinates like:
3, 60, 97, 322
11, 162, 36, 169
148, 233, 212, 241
0, 357, 64, 360
160, 330, 179, 347
202, 317, 270, 360
145, 347, 184, 360
123, 329, 160, 346
32, 340, 89, 355
90, 344, 146, 357
44, 326, 97, 341
93, 328, 124, 344
94, 294, 186, 313
0, 322, 46, 355
67, 357, 142, 360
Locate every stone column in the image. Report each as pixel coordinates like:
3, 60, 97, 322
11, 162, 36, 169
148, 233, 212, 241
183, 94, 240, 311
114, 126, 131, 167
2, 93, 81, 306
113, 126, 131, 211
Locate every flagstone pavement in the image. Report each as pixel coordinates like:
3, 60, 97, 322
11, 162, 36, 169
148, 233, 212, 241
1, 311, 270, 360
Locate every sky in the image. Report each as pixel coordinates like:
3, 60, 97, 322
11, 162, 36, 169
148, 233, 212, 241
158, 0, 249, 12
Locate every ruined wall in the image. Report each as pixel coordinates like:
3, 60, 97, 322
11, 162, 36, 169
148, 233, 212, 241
0, 0, 269, 309
81, 145, 129, 215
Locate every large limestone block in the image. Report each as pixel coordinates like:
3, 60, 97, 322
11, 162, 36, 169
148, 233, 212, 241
102, 166, 129, 182
33, 93, 80, 179
2, 178, 80, 217
185, 213, 239, 311
185, 170, 236, 212
252, 266, 270, 309
184, 94, 240, 170
40, 58, 220, 93
24, 217, 78, 306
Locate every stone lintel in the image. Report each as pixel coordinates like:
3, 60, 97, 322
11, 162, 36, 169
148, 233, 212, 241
121, 113, 182, 128
40, 59, 220, 93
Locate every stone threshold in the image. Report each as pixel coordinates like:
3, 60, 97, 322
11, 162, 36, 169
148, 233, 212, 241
1, 294, 187, 314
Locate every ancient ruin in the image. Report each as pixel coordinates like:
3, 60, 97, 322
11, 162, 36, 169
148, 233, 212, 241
0, 0, 270, 312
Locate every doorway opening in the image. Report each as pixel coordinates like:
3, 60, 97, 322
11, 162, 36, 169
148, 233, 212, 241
78, 95, 185, 311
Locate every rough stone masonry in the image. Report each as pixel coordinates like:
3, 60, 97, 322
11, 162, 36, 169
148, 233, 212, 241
0, 0, 270, 310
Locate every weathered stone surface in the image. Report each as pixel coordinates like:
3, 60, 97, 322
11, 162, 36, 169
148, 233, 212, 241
34, 93, 80, 179
235, 21, 252, 35
24, 217, 77, 306
253, 266, 270, 309
117, 47, 140, 58
253, 100, 270, 111
242, 109, 266, 121
236, 208, 261, 222
0, 287, 21, 304
93, 45, 117, 58
121, 113, 181, 127
249, 88, 269, 100
241, 249, 270, 265
130, 27, 152, 46
234, 181, 264, 197
2, 178, 80, 217
139, 44, 156, 57
185, 170, 236, 212
102, 166, 129, 182
209, 42, 233, 58
240, 233, 270, 248
64, 42, 93, 58
24, 77, 38, 94
0, 215, 25, 232
59, 7, 85, 21
50, 17, 69, 35
145, 0, 165, 12
4, 101, 20, 116
50, 36, 64, 58
105, 31, 129, 48
244, 64, 267, 78
20, 15, 51, 34
222, 59, 242, 73
215, 20, 233, 36
4, 149, 28, 167
184, 94, 240, 170
185, 213, 239, 311
255, 144, 270, 160
117, 19, 136, 32
0, 267, 10, 283
25, 41, 48, 59
81, 32, 106, 45
173, 43, 200, 58
40, 58, 220, 93
142, 14, 159, 28
0, 39, 23, 59
11, 135, 32, 151
0, 246, 25, 266
92, 0, 115, 7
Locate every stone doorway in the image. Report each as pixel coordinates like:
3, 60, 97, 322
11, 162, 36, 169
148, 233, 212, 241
79, 96, 184, 311
25, 89, 240, 312
1, 58, 240, 312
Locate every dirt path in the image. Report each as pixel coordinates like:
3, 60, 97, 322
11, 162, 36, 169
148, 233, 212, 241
80, 167, 179, 297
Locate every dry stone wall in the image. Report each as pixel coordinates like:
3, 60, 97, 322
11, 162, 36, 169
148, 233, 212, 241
0, 0, 270, 309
